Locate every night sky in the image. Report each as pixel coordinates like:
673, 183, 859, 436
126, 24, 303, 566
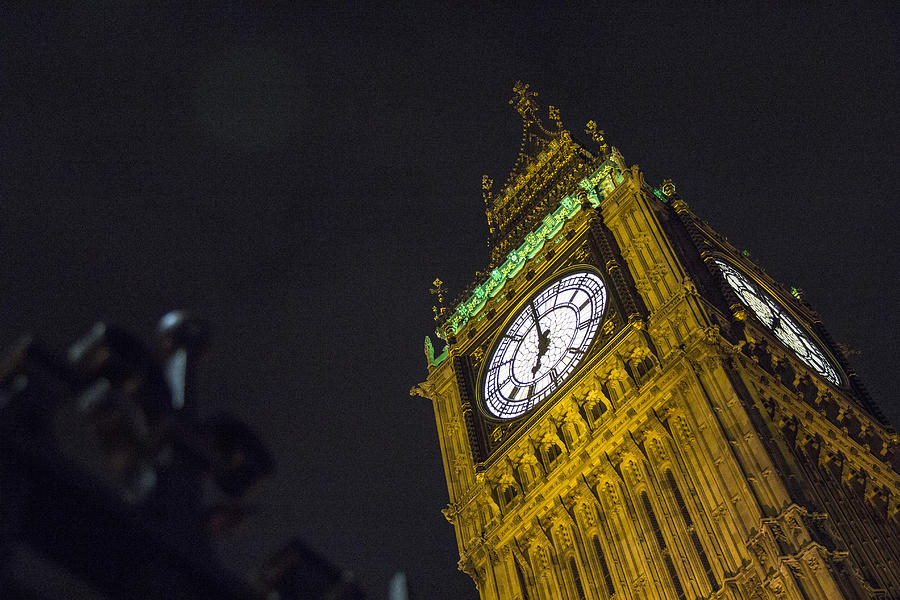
4, 4, 899, 599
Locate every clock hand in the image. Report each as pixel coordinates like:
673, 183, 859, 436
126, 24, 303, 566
530, 302, 544, 340
531, 331, 554, 375
529, 303, 553, 354
530, 304, 553, 375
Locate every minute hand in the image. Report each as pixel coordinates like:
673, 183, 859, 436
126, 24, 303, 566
530, 302, 544, 339
531, 303, 552, 357
530, 303, 553, 375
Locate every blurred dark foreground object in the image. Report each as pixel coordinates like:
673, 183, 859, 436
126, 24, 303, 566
0, 311, 363, 600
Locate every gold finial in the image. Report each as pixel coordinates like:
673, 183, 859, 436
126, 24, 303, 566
482, 175, 495, 234
482, 174, 493, 195
510, 81, 539, 119
424, 336, 436, 365
661, 179, 676, 197
585, 120, 608, 152
431, 278, 446, 322
548, 105, 563, 129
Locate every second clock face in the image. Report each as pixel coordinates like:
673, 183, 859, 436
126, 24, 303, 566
482, 271, 608, 419
714, 258, 841, 387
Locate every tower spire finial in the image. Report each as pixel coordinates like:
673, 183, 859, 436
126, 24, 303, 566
661, 179, 676, 197
482, 175, 495, 235
510, 81, 539, 120
431, 278, 446, 322
547, 105, 563, 129
585, 120, 608, 153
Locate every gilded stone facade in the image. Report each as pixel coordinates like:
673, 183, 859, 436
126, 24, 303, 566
412, 86, 900, 599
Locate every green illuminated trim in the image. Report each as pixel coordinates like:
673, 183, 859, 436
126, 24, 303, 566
432, 346, 449, 366
652, 187, 667, 202
440, 160, 622, 338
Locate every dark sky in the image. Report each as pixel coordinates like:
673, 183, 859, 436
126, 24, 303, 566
4, 4, 899, 599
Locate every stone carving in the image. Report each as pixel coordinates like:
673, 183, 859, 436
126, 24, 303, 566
442, 503, 457, 523
458, 555, 477, 582
409, 380, 437, 400
424, 336, 436, 366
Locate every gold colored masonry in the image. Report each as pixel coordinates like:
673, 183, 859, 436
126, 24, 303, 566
413, 87, 900, 600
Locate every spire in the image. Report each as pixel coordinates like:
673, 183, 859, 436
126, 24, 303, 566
584, 120, 608, 154
482, 174, 495, 235
510, 81, 540, 120
479, 82, 590, 267
504, 82, 565, 180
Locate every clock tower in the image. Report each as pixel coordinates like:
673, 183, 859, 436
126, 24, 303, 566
411, 83, 900, 600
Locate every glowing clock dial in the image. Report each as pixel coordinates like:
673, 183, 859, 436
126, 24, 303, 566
714, 259, 840, 386
482, 271, 608, 420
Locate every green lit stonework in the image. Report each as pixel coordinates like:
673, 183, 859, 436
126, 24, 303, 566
440, 160, 623, 338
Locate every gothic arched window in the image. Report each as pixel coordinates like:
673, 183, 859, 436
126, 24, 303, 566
640, 490, 686, 600
544, 443, 562, 467
514, 557, 531, 600
592, 535, 615, 597
664, 470, 717, 590
568, 556, 586, 600
501, 484, 518, 506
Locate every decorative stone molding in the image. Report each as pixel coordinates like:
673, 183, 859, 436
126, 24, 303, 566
650, 262, 669, 283
409, 380, 437, 400
443, 503, 458, 523
635, 277, 653, 296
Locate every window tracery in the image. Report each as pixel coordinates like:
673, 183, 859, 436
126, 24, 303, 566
639, 490, 686, 600
569, 556, 587, 600
586, 399, 607, 422
592, 535, 616, 598
501, 484, 517, 506
664, 469, 718, 590
543, 442, 563, 467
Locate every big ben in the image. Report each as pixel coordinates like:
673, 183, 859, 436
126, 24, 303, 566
411, 83, 900, 599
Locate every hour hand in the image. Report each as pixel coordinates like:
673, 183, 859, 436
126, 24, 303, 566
531, 354, 543, 375
537, 328, 551, 355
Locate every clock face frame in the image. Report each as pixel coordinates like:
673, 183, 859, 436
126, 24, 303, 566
480, 269, 608, 420
713, 258, 841, 387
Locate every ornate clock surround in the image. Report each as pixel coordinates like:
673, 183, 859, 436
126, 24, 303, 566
450, 209, 648, 465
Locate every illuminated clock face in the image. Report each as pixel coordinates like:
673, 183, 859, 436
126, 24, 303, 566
714, 259, 840, 386
482, 271, 608, 419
